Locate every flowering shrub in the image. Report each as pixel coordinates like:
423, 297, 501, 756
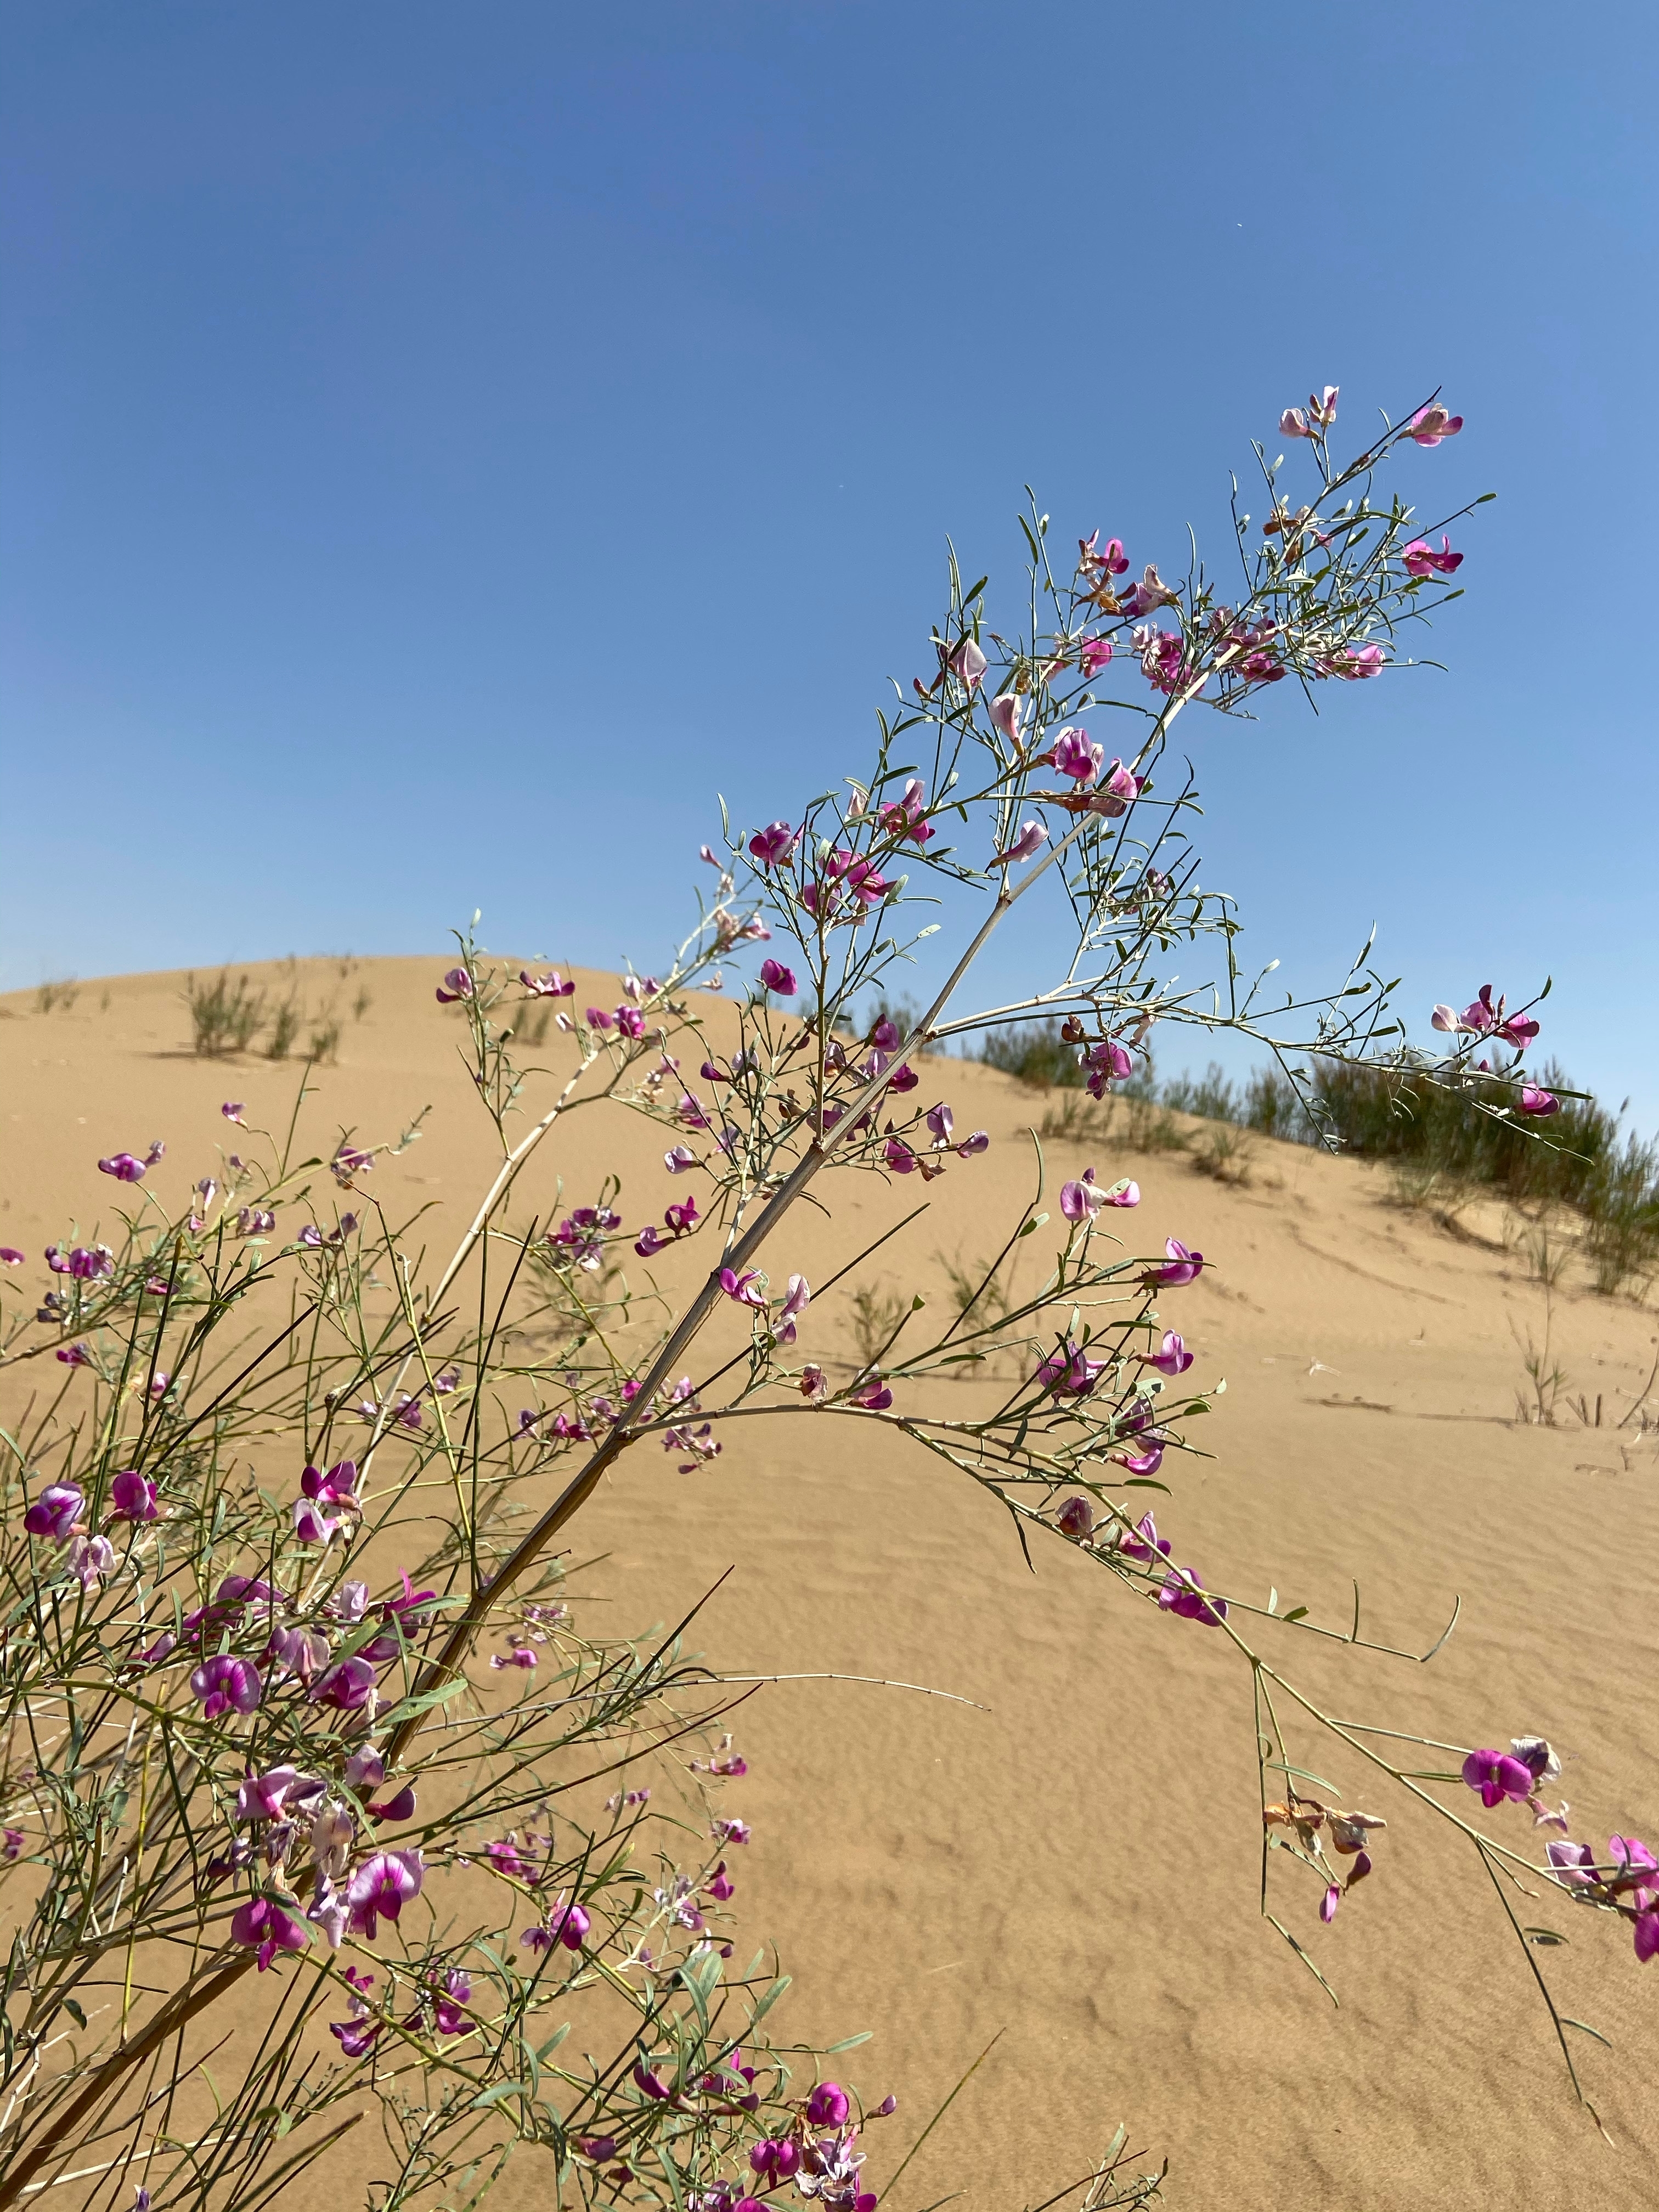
0, 380, 1646, 2209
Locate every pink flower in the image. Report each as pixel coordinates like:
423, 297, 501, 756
56, 1343, 93, 1369
1149, 1238, 1204, 1287
720, 1267, 768, 1309
1140, 1330, 1193, 1376
346, 1849, 424, 1939
222, 1102, 245, 1123
1049, 727, 1104, 783
235, 1765, 318, 1822
991, 821, 1048, 868
1461, 1748, 1535, 1808
230, 1895, 309, 1971
990, 693, 1025, 746
585, 1006, 613, 1031
759, 958, 798, 996
879, 777, 934, 845
302, 1459, 361, 1510
947, 636, 988, 691
1079, 532, 1130, 578
98, 1152, 147, 1182
1084, 1038, 1134, 1100
1280, 408, 1312, 439
926, 1102, 955, 1148
109, 1468, 159, 1521
664, 1197, 699, 1233
311, 1655, 377, 1712
490, 1646, 538, 1671
191, 1654, 263, 1721
1118, 1512, 1170, 1565
1036, 1340, 1105, 1397
1103, 1177, 1139, 1205
1518, 1087, 1559, 1117
1407, 403, 1463, 447
550, 1894, 591, 1950
1079, 637, 1114, 677
292, 1499, 338, 1545
616, 1005, 646, 1039
1060, 1175, 1104, 1223
435, 967, 473, 1003
0, 1248, 22, 1265
25, 1483, 84, 1543
955, 1130, 990, 1157
776, 1274, 810, 1345
1122, 565, 1182, 617
1320, 1883, 1342, 1924
748, 821, 798, 867
1330, 645, 1385, 679
521, 968, 575, 997
664, 1144, 697, 1173
1402, 535, 1464, 579
806, 2083, 851, 2129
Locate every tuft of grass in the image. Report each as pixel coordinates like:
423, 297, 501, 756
848, 1282, 908, 1369
308, 1015, 342, 1066
267, 998, 303, 1060
36, 978, 79, 1014
353, 985, 374, 1023
185, 971, 266, 1056
1037, 1090, 1103, 1143
1191, 1124, 1254, 1186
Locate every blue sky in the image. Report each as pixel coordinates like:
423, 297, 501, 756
3, 3, 1655, 1110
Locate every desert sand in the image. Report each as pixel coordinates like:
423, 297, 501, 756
3, 955, 1656, 2212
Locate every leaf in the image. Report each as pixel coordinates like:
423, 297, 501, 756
1561, 2017, 1613, 2049
822, 2030, 872, 2052
1282, 1606, 1309, 1623
471, 2079, 534, 2109
1524, 1928, 1570, 1948
63, 1997, 87, 2029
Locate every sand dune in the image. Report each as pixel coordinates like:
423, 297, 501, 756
4, 956, 1656, 2211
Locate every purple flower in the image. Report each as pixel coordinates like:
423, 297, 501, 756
1140, 1330, 1193, 1376
435, 967, 473, 1004
616, 1005, 646, 1039
521, 968, 575, 997
1608, 1834, 1658, 1908
346, 1848, 424, 1939
1402, 534, 1464, 579
0, 1248, 22, 1265
1057, 1496, 1095, 1539
925, 1102, 955, 1148
635, 1224, 665, 1257
806, 2083, 851, 2129
303, 1459, 360, 1510
720, 1266, 767, 1308
345, 1743, 386, 1791
70, 1533, 115, 1588
947, 636, 987, 691
883, 1136, 917, 1175
230, 1894, 309, 1971
191, 1654, 263, 1721
776, 1273, 810, 1346
1049, 727, 1104, 783
108, 1468, 159, 1522
1545, 1839, 1596, 1888
991, 821, 1048, 868
1158, 1565, 1228, 1627
551, 1894, 591, 1950
1460, 1749, 1535, 1809
748, 821, 798, 867
956, 1130, 990, 1158
759, 958, 798, 996
98, 1152, 148, 1183
24, 1483, 84, 1544
870, 1018, 902, 1053
368, 1783, 417, 1824
1319, 1882, 1342, 1924
1060, 1175, 1104, 1223
292, 1498, 338, 1545
664, 1144, 698, 1174
1079, 637, 1113, 677
1518, 1086, 1559, 1118
856, 1380, 893, 1411
887, 1062, 919, 1093
1116, 1512, 1171, 1564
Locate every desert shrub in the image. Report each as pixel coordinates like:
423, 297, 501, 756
1, 382, 1649, 2212
267, 995, 303, 1058
35, 977, 78, 1014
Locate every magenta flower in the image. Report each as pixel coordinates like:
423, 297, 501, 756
634, 1225, 665, 1258
1079, 637, 1114, 677
191, 1654, 263, 1721
1518, 1087, 1559, 1117
1158, 1565, 1227, 1627
490, 1646, 538, 1671
0, 1248, 21, 1265
616, 1006, 646, 1039
871, 1018, 902, 1052
1113, 1443, 1165, 1477
292, 1498, 338, 1545
990, 693, 1025, 747
806, 2083, 851, 2129
720, 1266, 768, 1308
883, 1136, 917, 1174
1637, 1911, 1659, 1965
1118, 1512, 1171, 1565
1093, 759, 1144, 817
1084, 1038, 1134, 1099
98, 1152, 148, 1183
664, 1197, 699, 1233
435, 967, 473, 1003
1330, 645, 1385, 679
1104, 1177, 1139, 1206
1320, 1882, 1342, 1925
749, 820, 798, 867
346, 1848, 424, 1939
752, 2142, 804, 2180
664, 1144, 697, 1173
1402, 535, 1464, 579
1545, 1839, 1595, 1888
759, 958, 798, 996
879, 777, 934, 845
991, 821, 1048, 868
1036, 1340, 1105, 1398
856, 1380, 894, 1411
303, 1459, 360, 1510
1049, 727, 1104, 783
1080, 531, 1130, 578
56, 1343, 92, 1368
230, 1895, 310, 1971
235, 1765, 318, 1823
521, 968, 575, 997
888, 1062, 919, 1092
222, 1101, 245, 1122
108, 1469, 159, 1522
1148, 1238, 1204, 1287
1407, 402, 1463, 446
585, 1006, 613, 1032
25, 1483, 83, 1543
844, 856, 890, 910
368, 1783, 417, 1824
1461, 1748, 1534, 1808
312, 1655, 377, 1712
550, 1894, 592, 1950
1608, 1834, 1658, 1907
1141, 1330, 1193, 1376
1057, 1496, 1095, 1539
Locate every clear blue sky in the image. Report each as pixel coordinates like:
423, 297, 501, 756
3, 3, 1655, 1111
